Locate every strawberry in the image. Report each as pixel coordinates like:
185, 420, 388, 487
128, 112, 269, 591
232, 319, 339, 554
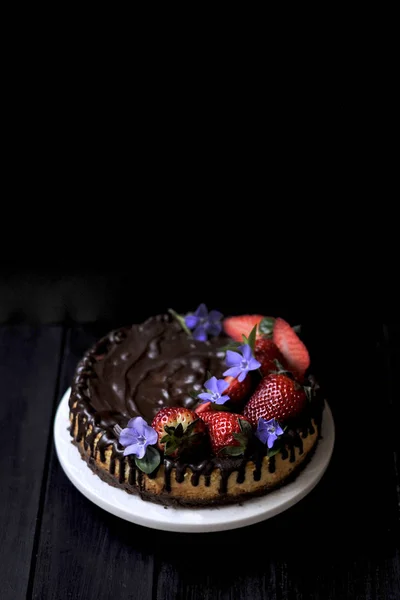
151, 407, 206, 457
254, 337, 286, 376
195, 401, 212, 414
223, 314, 264, 342
223, 374, 252, 403
273, 317, 310, 376
243, 373, 307, 426
199, 411, 252, 455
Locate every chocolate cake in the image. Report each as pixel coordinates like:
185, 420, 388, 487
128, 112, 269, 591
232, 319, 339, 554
68, 310, 324, 507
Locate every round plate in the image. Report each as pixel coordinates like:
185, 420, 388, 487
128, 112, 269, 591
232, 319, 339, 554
54, 388, 335, 533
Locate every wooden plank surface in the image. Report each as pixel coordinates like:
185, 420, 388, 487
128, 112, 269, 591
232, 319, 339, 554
0, 326, 63, 600
31, 326, 155, 600
2, 322, 399, 599
150, 323, 400, 600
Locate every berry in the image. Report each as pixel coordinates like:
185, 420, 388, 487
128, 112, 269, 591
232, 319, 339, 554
223, 375, 252, 403
273, 317, 310, 376
223, 315, 264, 342
243, 373, 307, 426
151, 407, 206, 457
199, 411, 252, 455
254, 337, 286, 376
194, 401, 212, 414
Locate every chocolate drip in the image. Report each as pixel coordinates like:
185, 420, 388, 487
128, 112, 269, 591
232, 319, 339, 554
128, 456, 136, 486
268, 456, 276, 473
253, 454, 263, 481
175, 463, 187, 484
119, 458, 126, 484
164, 460, 173, 492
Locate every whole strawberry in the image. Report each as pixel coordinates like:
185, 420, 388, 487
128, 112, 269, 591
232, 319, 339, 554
223, 374, 252, 403
243, 373, 307, 426
199, 411, 252, 456
254, 337, 286, 376
151, 407, 206, 457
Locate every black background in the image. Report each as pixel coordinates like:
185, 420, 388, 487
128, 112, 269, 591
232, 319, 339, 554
1, 91, 399, 597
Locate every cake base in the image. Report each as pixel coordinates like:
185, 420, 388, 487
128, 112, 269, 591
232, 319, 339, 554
55, 388, 335, 532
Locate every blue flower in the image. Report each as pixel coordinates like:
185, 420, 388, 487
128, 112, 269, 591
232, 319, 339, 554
197, 376, 230, 405
119, 416, 158, 458
223, 344, 261, 383
184, 304, 223, 341
256, 418, 284, 449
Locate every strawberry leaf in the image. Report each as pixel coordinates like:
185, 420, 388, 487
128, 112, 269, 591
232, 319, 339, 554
258, 317, 275, 337
135, 446, 161, 474
164, 425, 176, 435
238, 419, 253, 436
246, 325, 257, 352
164, 438, 180, 455
221, 445, 246, 456
174, 423, 184, 438
185, 420, 200, 435
304, 386, 313, 402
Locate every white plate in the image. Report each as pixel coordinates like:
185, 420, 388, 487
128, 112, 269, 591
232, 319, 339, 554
54, 388, 335, 533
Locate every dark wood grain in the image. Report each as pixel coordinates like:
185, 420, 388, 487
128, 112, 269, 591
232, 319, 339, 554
2, 321, 398, 600
150, 324, 400, 600
31, 326, 155, 600
0, 326, 63, 600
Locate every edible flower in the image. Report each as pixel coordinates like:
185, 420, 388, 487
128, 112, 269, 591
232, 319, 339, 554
184, 304, 223, 341
223, 344, 261, 382
119, 416, 158, 458
255, 417, 284, 449
197, 376, 230, 405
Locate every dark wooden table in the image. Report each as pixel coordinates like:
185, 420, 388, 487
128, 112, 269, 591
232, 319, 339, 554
1, 322, 399, 600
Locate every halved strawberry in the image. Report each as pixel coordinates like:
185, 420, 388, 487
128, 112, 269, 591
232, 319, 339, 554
151, 407, 206, 457
223, 374, 252, 403
223, 315, 264, 342
198, 411, 252, 456
194, 401, 212, 414
254, 337, 286, 376
273, 317, 310, 376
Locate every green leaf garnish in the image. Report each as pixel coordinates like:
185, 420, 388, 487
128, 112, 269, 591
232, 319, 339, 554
218, 342, 241, 352
135, 446, 161, 474
258, 317, 275, 337
168, 308, 192, 336
266, 446, 282, 458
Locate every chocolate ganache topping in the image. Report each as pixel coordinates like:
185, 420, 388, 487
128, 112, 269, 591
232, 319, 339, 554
78, 314, 228, 428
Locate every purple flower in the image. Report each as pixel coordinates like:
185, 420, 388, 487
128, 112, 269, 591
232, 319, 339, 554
119, 416, 158, 459
184, 304, 223, 341
256, 418, 284, 449
223, 344, 261, 383
197, 376, 230, 405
